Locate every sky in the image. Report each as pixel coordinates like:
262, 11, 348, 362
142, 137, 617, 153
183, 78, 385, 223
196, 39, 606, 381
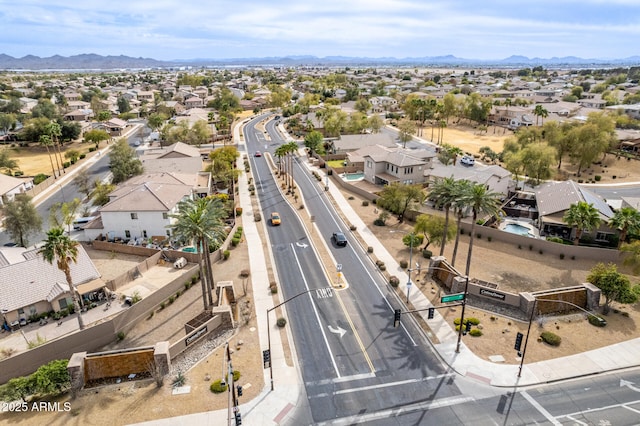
0, 0, 639, 61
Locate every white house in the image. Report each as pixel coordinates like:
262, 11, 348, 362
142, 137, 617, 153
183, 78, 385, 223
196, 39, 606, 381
0, 174, 33, 207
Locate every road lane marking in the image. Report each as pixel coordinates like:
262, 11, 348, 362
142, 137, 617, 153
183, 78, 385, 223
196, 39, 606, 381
314, 394, 474, 426
521, 391, 562, 426
295, 165, 418, 346
307, 373, 454, 398
290, 243, 341, 378
316, 287, 333, 299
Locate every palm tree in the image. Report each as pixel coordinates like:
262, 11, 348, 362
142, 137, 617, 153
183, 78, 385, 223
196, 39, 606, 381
282, 141, 298, 193
450, 180, 473, 267
609, 207, 640, 249
168, 197, 227, 310
428, 176, 458, 256
39, 227, 85, 330
39, 134, 58, 178
46, 121, 65, 175
533, 105, 548, 126
464, 183, 503, 276
563, 201, 602, 245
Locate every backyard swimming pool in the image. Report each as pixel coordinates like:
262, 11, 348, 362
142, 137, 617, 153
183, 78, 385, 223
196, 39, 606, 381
341, 172, 365, 181
499, 219, 539, 238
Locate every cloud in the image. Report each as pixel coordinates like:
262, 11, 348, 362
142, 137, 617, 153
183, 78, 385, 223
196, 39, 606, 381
0, 0, 638, 60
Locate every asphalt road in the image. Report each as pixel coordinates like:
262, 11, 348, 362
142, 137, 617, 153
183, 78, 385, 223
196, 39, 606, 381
245, 115, 458, 423
0, 125, 145, 246
250, 116, 640, 425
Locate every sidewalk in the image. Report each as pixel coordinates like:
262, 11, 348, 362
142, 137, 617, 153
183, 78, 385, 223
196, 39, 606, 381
136, 119, 640, 425
322, 163, 640, 388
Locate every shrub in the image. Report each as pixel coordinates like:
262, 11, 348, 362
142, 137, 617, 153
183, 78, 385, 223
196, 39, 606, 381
487, 236, 492, 242
389, 276, 400, 287
117, 331, 126, 341
223, 250, 230, 260
594, 175, 601, 181
88, 147, 96, 152
422, 249, 432, 259
399, 260, 408, 269
367, 246, 374, 253
378, 264, 386, 271
476, 233, 482, 239
469, 329, 483, 337
540, 331, 561, 346
454, 317, 480, 326
588, 315, 607, 327
350, 224, 357, 231
192, 274, 199, 284
276, 317, 287, 328
168, 295, 175, 304
232, 236, 241, 246
232, 370, 241, 381
254, 213, 262, 222
559, 253, 565, 259
210, 379, 227, 393
79, 154, 86, 159
362, 200, 369, 206
33, 173, 48, 185
235, 207, 243, 216
63, 162, 70, 168
373, 218, 386, 226
270, 286, 278, 294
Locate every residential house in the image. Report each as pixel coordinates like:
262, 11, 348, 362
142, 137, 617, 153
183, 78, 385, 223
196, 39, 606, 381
0, 174, 33, 207
102, 118, 128, 136
535, 180, 616, 243
0, 245, 103, 329
138, 142, 205, 175
184, 95, 204, 109
359, 145, 435, 186
426, 162, 512, 195
87, 180, 193, 243
333, 133, 397, 155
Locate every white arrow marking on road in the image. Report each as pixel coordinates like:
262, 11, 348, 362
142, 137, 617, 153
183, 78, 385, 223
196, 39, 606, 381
620, 379, 640, 392
328, 325, 347, 338
296, 242, 308, 248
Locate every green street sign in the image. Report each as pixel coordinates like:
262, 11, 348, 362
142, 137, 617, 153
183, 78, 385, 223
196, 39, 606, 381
441, 293, 465, 303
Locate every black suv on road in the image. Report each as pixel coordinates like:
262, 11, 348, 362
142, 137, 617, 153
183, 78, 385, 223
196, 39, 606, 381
332, 231, 348, 247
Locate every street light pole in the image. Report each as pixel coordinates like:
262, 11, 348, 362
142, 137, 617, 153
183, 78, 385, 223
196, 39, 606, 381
266, 286, 330, 391
406, 233, 414, 303
455, 275, 470, 353
517, 297, 605, 377
518, 299, 537, 378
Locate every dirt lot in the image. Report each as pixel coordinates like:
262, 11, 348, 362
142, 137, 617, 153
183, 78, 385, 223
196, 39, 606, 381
1, 141, 97, 177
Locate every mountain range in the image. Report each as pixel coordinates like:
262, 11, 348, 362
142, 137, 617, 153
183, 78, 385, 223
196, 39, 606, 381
1, 53, 640, 70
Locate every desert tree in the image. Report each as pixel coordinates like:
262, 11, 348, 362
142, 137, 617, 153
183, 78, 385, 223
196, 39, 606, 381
587, 262, 638, 314
2, 194, 42, 247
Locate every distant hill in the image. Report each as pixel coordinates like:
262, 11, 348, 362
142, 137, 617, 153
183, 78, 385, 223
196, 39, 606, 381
1, 53, 640, 70
0, 53, 169, 70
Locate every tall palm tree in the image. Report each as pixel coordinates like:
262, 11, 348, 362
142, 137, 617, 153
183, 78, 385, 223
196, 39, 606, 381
450, 180, 473, 267
533, 105, 548, 126
39, 134, 58, 178
282, 141, 298, 193
464, 183, 503, 276
39, 227, 85, 330
168, 197, 227, 310
563, 201, 602, 245
46, 121, 65, 175
428, 176, 458, 256
609, 207, 640, 249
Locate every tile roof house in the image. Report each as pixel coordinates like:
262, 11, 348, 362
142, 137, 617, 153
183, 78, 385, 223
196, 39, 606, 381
535, 180, 617, 243
138, 142, 204, 175
357, 144, 435, 185
427, 162, 512, 195
86, 180, 193, 243
0, 245, 102, 327
0, 174, 33, 207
